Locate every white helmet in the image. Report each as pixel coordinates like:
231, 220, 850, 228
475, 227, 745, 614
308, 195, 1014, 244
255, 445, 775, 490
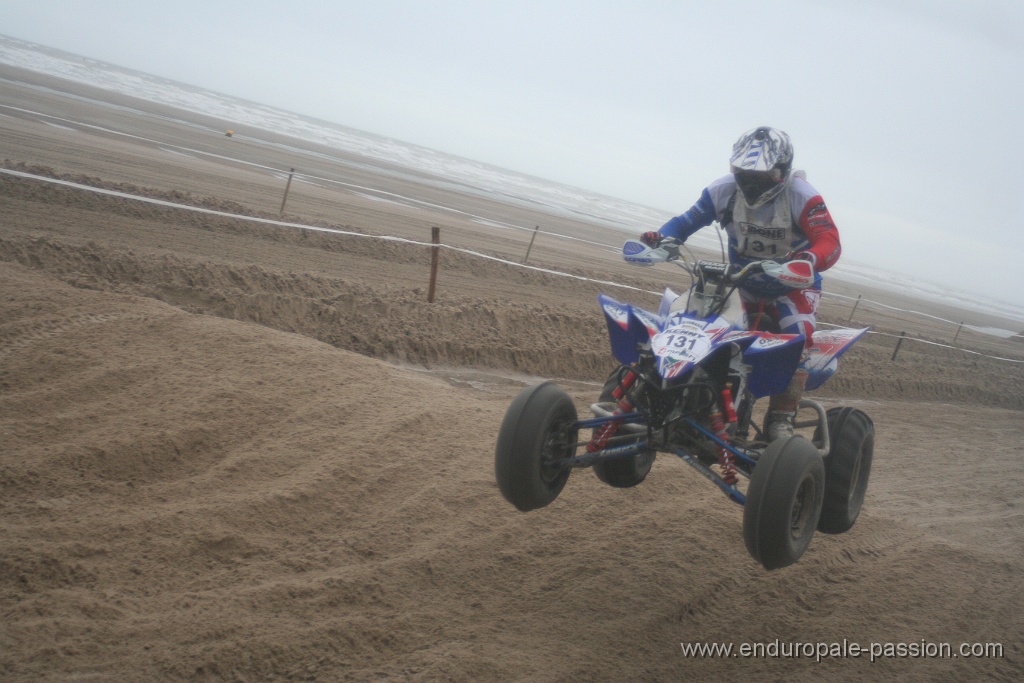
730, 127, 794, 206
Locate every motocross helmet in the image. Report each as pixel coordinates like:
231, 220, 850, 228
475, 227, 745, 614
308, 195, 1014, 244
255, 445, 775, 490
730, 127, 794, 206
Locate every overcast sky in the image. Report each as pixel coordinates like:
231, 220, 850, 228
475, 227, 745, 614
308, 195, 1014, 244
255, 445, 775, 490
4, 0, 1024, 304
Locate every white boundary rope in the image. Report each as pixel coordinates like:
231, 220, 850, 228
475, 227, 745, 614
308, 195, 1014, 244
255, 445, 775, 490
0, 167, 654, 296
3, 167, 1022, 364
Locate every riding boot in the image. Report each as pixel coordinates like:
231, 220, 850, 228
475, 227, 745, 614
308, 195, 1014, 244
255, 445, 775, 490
764, 368, 809, 442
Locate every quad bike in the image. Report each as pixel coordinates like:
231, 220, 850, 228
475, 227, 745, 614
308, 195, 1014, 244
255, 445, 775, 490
495, 238, 874, 570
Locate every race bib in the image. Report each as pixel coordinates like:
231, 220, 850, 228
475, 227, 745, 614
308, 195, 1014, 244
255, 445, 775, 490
652, 322, 712, 364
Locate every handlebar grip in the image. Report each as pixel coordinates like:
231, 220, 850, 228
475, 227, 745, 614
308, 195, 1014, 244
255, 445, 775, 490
729, 261, 764, 283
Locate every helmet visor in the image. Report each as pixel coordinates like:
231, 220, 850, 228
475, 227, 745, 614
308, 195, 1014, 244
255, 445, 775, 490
733, 169, 783, 205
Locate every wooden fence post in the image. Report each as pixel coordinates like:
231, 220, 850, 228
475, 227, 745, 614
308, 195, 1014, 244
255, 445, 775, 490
891, 331, 906, 361
952, 322, 964, 345
279, 168, 295, 216
428, 227, 441, 303
523, 225, 539, 264
848, 294, 862, 322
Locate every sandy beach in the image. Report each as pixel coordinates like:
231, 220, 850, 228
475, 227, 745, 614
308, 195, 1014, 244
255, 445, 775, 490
2, 64, 1022, 681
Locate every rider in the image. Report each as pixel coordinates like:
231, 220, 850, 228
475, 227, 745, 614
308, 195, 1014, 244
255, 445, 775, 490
640, 126, 841, 442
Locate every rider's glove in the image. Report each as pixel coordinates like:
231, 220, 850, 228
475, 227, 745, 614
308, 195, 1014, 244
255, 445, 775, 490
640, 231, 663, 247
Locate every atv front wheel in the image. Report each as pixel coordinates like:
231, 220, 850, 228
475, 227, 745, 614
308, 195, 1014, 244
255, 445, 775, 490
743, 436, 824, 570
817, 407, 874, 534
495, 382, 578, 511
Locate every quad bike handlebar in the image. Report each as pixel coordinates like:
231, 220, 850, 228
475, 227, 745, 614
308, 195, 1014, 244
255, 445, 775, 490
624, 237, 815, 290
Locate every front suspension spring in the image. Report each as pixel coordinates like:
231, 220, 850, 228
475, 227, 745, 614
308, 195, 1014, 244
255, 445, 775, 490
586, 369, 638, 453
712, 388, 739, 486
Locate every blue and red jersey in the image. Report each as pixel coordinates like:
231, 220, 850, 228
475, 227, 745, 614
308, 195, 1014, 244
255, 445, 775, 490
658, 173, 841, 298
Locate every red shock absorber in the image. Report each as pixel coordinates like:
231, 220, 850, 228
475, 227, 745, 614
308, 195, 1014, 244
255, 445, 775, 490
713, 388, 739, 485
720, 387, 738, 424
587, 370, 637, 453
610, 370, 637, 401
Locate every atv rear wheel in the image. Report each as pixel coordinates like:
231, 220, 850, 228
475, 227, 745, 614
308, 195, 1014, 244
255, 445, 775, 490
743, 436, 824, 570
592, 367, 655, 488
816, 407, 874, 534
495, 382, 578, 511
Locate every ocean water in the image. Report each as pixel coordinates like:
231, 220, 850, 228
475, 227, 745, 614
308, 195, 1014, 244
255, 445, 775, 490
2, 35, 1022, 332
